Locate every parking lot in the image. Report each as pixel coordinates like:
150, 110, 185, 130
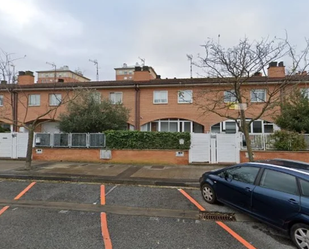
0, 180, 295, 249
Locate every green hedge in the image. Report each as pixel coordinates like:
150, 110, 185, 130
105, 130, 191, 150
270, 130, 307, 151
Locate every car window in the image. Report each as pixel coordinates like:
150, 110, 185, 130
299, 179, 309, 196
225, 166, 260, 184
259, 169, 298, 195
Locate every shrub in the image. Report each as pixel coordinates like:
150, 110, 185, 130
270, 130, 307, 151
105, 130, 190, 150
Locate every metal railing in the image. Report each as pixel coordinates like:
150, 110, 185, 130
34, 133, 106, 148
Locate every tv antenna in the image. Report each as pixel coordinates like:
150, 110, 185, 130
89, 59, 99, 81
186, 54, 193, 78
46, 62, 57, 82
138, 57, 145, 67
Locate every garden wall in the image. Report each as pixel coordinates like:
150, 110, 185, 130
33, 148, 189, 165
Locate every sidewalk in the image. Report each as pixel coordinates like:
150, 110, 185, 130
0, 160, 227, 188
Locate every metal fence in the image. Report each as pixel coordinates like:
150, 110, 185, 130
241, 134, 309, 150
34, 133, 106, 148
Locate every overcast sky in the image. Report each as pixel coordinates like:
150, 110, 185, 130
0, 0, 309, 81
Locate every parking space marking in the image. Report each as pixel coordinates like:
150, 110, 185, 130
14, 182, 36, 200
178, 189, 205, 211
178, 189, 256, 249
101, 185, 105, 205
101, 212, 112, 249
0, 182, 36, 217
0, 206, 9, 216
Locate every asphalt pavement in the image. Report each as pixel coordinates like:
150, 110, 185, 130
0, 160, 227, 188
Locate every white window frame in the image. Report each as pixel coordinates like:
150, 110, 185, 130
28, 94, 40, 106
91, 92, 101, 103
110, 92, 123, 104
153, 91, 168, 104
301, 88, 309, 98
178, 90, 193, 103
0, 95, 3, 106
251, 89, 266, 102
49, 94, 62, 106
224, 90, 237, 103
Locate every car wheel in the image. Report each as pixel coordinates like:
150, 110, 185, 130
291, 223, 309, 249
201, 183, 217, 204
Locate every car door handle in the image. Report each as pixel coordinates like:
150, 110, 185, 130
245, 187, 252, 192
289, 199, 298, 205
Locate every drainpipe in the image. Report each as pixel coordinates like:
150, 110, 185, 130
13, 91, 18, 132
134, 84, 140, 130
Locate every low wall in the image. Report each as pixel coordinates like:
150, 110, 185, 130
32, 148, 189, 165
240, 150, 309, 163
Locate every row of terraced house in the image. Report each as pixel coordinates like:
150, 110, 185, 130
0, 62, 309, 164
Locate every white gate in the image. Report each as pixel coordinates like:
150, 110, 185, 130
0, 133, 13, 158
0, 133, 28, 159
189, 133, 240, 164
189, 133, 211, 163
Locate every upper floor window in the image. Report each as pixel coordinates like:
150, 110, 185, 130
301, 88, 309, 98
49, 94, 62, 106
110, 92, 122, 104
28, 94, 40, 106
224, 90, 237, 103
0, 95, 3, 106
251, 89, 266, 102
153, 91, 168, 104
91, 92, 101, 103
178, 90, 193, 103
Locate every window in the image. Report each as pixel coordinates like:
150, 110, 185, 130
49, 94, 62, 106
223, 166, 260, 184
28, 94, 40, 106
300, 179, 309, 196
178, 90, 192, 103
224, 90, 237, 103
110, 92, 122, 104
252, 120, 262, 133
0, 95, 3, 106
251, 89, 266, 102
301, 88, 309, 98
153, 91, 168, 104
91, 92, 101, 103
224, 121, 237, 133
260, 169, 298, 195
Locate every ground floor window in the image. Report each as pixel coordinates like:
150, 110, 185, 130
211, 119, 278, 134
141, 119, 204, 133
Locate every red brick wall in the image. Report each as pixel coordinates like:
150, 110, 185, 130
33, 148, 189, 165
240, 151, 309, 163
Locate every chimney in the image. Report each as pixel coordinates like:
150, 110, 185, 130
133, 66, 151, 81
18, 71, 35, 85
268, 61, 285, 78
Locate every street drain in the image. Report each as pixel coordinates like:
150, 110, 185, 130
199, 211, 236, 221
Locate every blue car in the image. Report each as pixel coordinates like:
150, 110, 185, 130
199, 162, 309, 249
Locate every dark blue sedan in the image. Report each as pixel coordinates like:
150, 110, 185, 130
199, 162, 309, 249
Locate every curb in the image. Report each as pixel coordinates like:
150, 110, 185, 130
0, 173, 200, 188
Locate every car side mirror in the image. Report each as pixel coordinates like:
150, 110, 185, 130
223, 171, 229, 180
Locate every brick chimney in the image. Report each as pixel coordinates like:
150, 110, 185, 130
268, 61, 285, 78
18, 71, 35, 85
133, 66, 152, 81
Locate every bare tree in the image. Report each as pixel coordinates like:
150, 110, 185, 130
0, 49, 26, 84
0, 83, 80, 170
194, 36, 309, 161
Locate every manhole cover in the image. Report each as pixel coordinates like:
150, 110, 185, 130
199, 211, 236, 221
